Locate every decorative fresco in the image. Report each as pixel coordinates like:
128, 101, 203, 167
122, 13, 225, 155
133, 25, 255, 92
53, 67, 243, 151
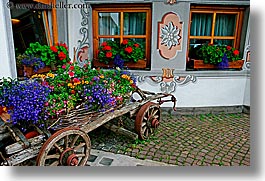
138, 68, 197, 94
243, 45, 250, 70
158, 12, 183, 60
75, 4, 91, 67
165, 0, 177, 5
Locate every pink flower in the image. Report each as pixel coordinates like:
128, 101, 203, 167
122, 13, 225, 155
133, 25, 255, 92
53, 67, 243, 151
62, 65, 66, 69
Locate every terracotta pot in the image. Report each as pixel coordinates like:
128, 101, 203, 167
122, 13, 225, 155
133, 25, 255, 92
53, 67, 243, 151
23, 66, 34, 77
24, 130, 39, 139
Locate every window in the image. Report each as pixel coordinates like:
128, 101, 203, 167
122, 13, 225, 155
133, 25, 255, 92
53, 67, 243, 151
187, 6, 245, 67
92, 4, 152, 70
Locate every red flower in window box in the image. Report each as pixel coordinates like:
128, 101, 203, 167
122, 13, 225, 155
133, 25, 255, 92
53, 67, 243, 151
58, 52, 67, 60
125, 47, 133, 54
120, 39, 145, 62
134, 43, 139, 48
103, 45, 112, 51
122, 39, 128, 45
106, 52, 113, 58
233, 49, 239, 56
50, 46, 58, 52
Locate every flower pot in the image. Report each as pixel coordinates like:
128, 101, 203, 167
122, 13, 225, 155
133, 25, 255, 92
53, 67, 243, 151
24, 130, 39, 139
23, 66, 34, 77
23, 66, 52, 77
17, 67, 24, 77
192, 59, 244, 70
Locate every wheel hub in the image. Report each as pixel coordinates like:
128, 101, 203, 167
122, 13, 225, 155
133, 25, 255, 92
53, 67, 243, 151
59, 148, 79, 166
151, 118, 159, 128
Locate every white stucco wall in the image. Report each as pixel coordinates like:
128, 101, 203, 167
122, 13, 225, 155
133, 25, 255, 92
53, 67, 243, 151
0, 0, 16, 78
137, 76, 248, 108
243, 77, 250, 106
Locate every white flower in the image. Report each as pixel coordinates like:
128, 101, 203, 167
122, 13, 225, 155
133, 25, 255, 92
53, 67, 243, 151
160, 21, 181, 49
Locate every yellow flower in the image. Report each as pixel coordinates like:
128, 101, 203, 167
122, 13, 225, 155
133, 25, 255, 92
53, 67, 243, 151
99, 75, 104, 79
68, 83, 73, 87
3, 107, 7, 112
47, 73, 55, 78
85, 81, 89, 84
31, 74, 46, 79
82, 80, 85, 84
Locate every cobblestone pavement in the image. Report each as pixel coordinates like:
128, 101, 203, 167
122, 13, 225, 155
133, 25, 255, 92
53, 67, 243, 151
88, 112, 250, 166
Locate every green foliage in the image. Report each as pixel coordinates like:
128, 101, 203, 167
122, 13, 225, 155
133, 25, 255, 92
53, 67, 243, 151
196, 44, 241, 65
97, 39, 145, 64
24, 42, 70, 67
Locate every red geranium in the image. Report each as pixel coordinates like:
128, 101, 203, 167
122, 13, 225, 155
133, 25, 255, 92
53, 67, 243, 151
103, 45, 112, 51
122, 39, 128, 45
134, 44, 139, 48
101, 42, 108, 46
58, 52, 66, 60
125, 47, 133, 54
50, 46, 58, 52
233, 49, 240, 56
106, 52, 113, 58
226, 46, 232, 51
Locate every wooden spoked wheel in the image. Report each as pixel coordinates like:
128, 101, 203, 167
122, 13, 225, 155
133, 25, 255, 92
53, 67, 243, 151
36, 127, 91, 166
135, 102, 161, 140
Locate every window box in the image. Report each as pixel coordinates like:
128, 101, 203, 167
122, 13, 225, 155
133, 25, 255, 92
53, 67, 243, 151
192, 59, 244, 70
23, 65, 53, 77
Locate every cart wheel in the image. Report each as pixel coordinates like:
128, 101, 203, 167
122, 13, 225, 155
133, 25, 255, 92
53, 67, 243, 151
36, 127, 91, 166
135, 102, 161, 140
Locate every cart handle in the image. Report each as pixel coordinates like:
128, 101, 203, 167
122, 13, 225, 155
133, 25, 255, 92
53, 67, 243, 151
157, 94, 177, 111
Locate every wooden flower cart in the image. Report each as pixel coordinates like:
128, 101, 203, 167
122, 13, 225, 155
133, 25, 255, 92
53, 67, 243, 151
0, 88, 176, 166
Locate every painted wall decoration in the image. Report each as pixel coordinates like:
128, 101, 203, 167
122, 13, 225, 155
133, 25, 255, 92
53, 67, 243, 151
243, 45, 250, 70
138, 68, 197, 94
75, 4, 91, 67
165, 0, 177, 5
158, 12, 183, 60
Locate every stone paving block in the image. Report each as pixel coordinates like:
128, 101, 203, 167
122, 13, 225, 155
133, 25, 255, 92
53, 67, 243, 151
88, 113, 250, 166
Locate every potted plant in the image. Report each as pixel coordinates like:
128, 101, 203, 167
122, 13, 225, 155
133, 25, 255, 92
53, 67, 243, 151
22, 42, 71, 77
15, 54, 28, 77
119, 39, 145, 63
189, 43, 243, 70
95, 39, 146, 69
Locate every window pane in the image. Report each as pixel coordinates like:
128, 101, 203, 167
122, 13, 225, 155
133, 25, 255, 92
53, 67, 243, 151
213, 39, 234, 46
190, 13, 212, 36
98, 13, 120, 35
214, 14, 236, 36
99, 38, 120, 46
124, 12, 146, 35
189, 39, 211, 59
